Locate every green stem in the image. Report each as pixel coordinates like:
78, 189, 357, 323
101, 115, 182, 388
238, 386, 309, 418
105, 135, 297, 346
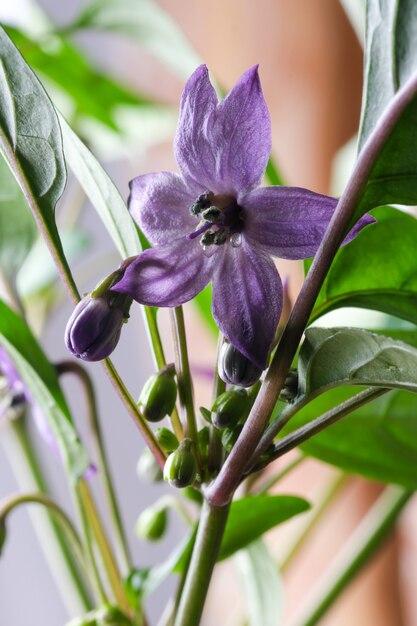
56, 360, 132, 575
208, 333, 226, 474
0, 491, 91, 587
170, 307, 202, 472
0, 416, 92, 612
77, 480, 130, 615
290, 487, 411, 626
174, 500, 230, 626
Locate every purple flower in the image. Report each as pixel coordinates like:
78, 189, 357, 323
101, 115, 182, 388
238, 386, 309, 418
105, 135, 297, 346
112, 65, 374, 370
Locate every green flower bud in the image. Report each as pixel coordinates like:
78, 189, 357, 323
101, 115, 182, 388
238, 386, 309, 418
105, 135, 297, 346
164, 438, 196, 488
221, 425, 243, 453
211, 388, 248, 429
136, 448, 163, 483
155, 427, 179, 454
198, 426, 210, 463
138, 364, 177, 422
135, 505, 168, 541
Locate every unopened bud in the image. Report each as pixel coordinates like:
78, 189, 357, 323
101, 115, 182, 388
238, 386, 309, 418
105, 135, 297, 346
137, 448, 163, 483
198, 426, 210, 463
139, 364, 177, 422
155, 427, 179, 454
211, 388, 248, 429
164, 438, 196, 488
279, 369, 299, 403
218, 344, 262, 388
135, 505, 168, 542
221, 425, 243, 453
65, 270, 132, 362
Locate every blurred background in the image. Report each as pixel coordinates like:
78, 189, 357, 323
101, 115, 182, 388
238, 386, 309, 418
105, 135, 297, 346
0, 1, 414, 625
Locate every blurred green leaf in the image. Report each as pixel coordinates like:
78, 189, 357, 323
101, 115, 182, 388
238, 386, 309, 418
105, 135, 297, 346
60, 115, 141, 259
282, 386, 417, 489
0, 152, 36, 281
298, 326, 417, 401
235, 540, 283, 626
68, 0, 202, 79
219, 494, 310, 560
0, 299, 88, 479
0, 27, 77, 296
354, 1, 417, 216
5, 25, 154, 132
309, 206, 417, 325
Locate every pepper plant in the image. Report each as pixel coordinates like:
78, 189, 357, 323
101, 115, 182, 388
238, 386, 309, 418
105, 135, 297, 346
1, 1, 417, 625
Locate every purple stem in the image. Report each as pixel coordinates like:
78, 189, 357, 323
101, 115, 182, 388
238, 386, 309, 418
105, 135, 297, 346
206, 72, 417, 507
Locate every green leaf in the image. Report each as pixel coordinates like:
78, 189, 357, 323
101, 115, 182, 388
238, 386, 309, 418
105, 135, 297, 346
0, 299, 88, 479
298, 327, 417, 401
310, 206, 417, 326
0, 27, 78, 298
219, 494, 310, 560
5, 25, 153, 133
235, 540, 283, 626
59, 115, 141, 259
282, 387, 417, 489
68, 0, 202, 80
0, 152, 36, 281
355, 1, 417, 214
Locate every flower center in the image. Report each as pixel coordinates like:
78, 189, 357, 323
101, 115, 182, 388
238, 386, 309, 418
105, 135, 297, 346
187, 192, 243, 249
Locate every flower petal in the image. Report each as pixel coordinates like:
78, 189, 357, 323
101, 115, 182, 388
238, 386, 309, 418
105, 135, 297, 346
212, 242, 282, 370
112, 238, 213, 307
243, 186, 375, 259
129, 172, 195, 245
175, 65, 271, 196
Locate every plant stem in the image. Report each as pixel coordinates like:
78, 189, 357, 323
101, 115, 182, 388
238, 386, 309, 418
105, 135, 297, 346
0, 416, 93, 612
170, 307, 202, 472
77, 480, 130, 614
252, 388, 388, 470
207, 72, 417, 507
56, 360, 132, 575
0, 491, 91, 586
289, 487, 411, 626
174, 500, 230, 626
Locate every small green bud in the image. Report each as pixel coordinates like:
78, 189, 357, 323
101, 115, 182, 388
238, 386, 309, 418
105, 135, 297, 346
221, 425, 243, 453
139, 364, 177, 422
135, 505, 168, 541
137, 448, 163, 483
211, 388, 248, 429
164, 438, 196, 488
155, 427, 179, 454
198, 426, 210, 463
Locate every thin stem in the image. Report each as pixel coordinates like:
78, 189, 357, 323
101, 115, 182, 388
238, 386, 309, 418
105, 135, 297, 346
0, 416, 93, 612
252, 388, 388, 470
170, 307, 202, 472
174, 500, 230, 626
77, 480, 130, 615
208, 333, 226, 473
256, 453, 305, 494
56, 360, 132, 575
289, 487, 411, 626
207, 72, 417, 507
0, 491, 91, 587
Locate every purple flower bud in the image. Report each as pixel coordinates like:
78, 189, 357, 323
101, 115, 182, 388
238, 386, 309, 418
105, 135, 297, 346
218, 343, 262, 388
65, 295, 126, 362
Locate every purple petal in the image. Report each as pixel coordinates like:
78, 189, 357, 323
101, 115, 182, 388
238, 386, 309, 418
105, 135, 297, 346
129, 172, 195, 245
112, 238, 213, 307
243, 186, 375, 259
212, 242, 282, 370
175, 65, 271, 196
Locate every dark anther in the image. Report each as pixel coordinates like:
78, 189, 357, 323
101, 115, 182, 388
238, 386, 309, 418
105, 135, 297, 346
201, 206, 221, 223
190, 192, 212, 216
213, 230, 228, 245
201, 231, 216, 246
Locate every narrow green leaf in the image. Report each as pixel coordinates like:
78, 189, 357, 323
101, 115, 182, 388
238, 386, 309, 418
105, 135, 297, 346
310, 206, 417, 326
67, 0, 202, 79
219, 494, 310, 560
281, 387, 417, 489
59, 115, 141, 259
0, 299, 88, 479
298, 327, 417, 401
0, 152, 36, 281
0, 26, 78, 299
235, 540, 283, 626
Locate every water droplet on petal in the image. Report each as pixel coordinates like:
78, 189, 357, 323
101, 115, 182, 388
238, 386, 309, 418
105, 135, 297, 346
230, 233, 242, 248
